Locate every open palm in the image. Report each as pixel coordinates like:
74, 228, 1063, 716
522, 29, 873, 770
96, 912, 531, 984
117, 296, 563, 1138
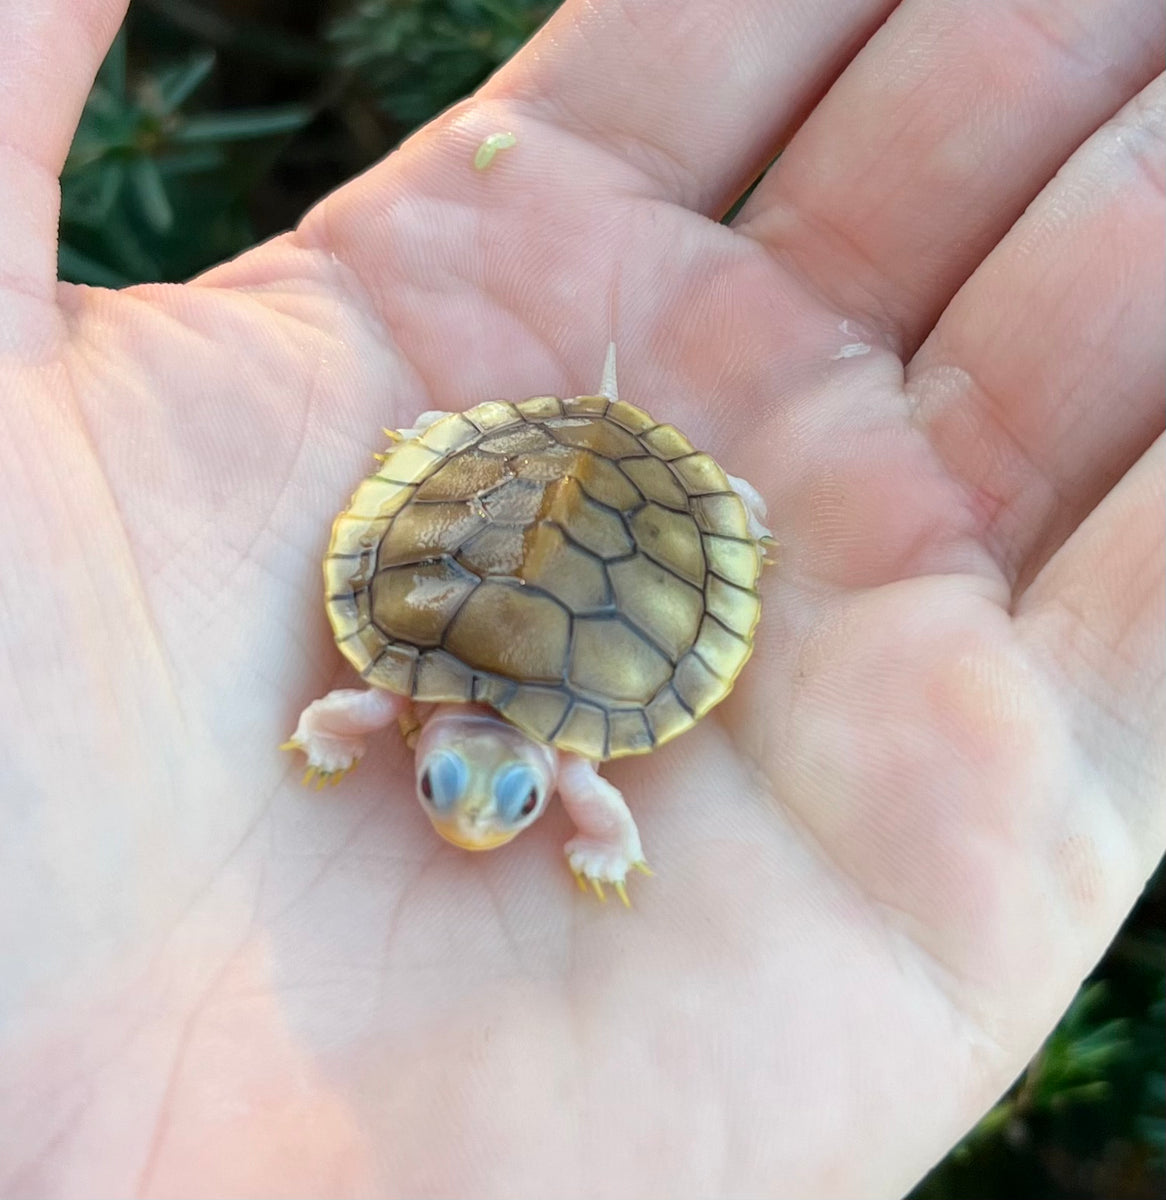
2, 1, 1163, 1196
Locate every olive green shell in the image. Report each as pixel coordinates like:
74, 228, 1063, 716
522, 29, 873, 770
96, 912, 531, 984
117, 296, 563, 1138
324, 394, 763, 761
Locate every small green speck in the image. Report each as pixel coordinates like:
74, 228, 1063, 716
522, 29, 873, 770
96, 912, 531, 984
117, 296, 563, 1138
473, 131, 517, 171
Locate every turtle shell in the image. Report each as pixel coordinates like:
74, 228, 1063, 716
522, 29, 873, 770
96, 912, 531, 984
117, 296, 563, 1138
324, 394, 763, 760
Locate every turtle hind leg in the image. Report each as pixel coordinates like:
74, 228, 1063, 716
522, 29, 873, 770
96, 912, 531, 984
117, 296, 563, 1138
556, 754, 647, 907
387, 410, 458, 443
281, 687, 406, 785
726, 472, 776, 564
374, 410, 457, 463
375, 411, 459, 464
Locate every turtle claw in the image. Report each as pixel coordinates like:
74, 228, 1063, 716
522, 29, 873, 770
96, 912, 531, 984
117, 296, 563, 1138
306, 764, 354, 789
571, 868, 639, 909
567, 856, 647, 909
284, 741, 357, 790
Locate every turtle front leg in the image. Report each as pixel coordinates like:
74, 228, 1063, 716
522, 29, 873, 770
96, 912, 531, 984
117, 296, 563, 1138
281, 687, 406, 785
557, 755, 649, 906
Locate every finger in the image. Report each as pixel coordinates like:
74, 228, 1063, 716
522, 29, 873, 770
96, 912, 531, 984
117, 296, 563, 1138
389, 0, 897, 217
906, 75, 1165, 584
1015, 436, 1164, 865
0, 0, 127, 304
489, 0, 899, 215
736, 0, 1165, 355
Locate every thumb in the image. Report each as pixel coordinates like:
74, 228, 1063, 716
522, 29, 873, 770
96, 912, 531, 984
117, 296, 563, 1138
0, 1, 127, 314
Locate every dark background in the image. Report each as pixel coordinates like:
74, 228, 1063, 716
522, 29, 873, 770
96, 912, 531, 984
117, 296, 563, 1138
59, 3, 1165, 1195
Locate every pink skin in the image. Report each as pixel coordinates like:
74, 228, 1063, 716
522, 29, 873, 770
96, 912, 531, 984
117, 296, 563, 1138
5, 1, 1163, 1195
284, 688, 402, 774
287, 696, 645, 890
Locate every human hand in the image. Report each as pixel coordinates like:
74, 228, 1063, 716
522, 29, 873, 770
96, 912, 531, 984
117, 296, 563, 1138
1, 1, 1162, 1195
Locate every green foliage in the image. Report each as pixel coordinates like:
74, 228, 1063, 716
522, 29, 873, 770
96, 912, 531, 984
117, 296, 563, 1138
330, 0, 555, 127
60, 1, 559, 287
61, 27, 310, 285
56, 11, 1166, 1193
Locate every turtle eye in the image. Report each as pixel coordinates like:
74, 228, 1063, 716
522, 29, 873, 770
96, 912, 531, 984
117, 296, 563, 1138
419, 750, 468, 812
493, 763, 542, 824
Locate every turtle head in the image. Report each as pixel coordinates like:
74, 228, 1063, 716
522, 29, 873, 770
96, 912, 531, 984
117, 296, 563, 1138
413, 709, 556, 851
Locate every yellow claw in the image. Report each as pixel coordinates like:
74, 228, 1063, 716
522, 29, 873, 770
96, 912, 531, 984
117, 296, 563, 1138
398, 710, 422, 750
569, 862, 639, 905
295, 754, 354, 789
381, 427, 403, 442
372, 452, 387, 463
279, 740, 301, 753
632, 860, 654, 877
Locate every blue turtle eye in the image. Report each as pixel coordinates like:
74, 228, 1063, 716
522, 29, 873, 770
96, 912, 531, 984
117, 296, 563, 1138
419, 751, 468, 811
493, 763, 541, 824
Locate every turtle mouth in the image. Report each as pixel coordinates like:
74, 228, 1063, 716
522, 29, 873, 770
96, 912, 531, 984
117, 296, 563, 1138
429, 819, 516, 852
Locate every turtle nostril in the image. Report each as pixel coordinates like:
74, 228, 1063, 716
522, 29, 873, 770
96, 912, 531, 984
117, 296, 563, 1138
420, 770, 433, 801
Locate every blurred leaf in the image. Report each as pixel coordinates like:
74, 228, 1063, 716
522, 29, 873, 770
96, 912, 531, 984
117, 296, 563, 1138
154, 146, 226, 176
150, 51, 216, 112
173, 105, 313, 144
100, 208, 166, 281
97, 28, 127, 99
1052, 1081, 1112, 1107
1069, 1020, 1135, 1069
130, 157, 175, 231
60, 162, 125, 226
57, 243, 133, 289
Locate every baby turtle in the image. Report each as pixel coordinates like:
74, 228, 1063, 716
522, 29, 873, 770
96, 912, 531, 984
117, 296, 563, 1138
284, 348, 771, 903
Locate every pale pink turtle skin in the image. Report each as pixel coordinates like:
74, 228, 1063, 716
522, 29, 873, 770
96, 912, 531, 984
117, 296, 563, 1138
283, 348, 770, 903
285, 693, 648, 901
